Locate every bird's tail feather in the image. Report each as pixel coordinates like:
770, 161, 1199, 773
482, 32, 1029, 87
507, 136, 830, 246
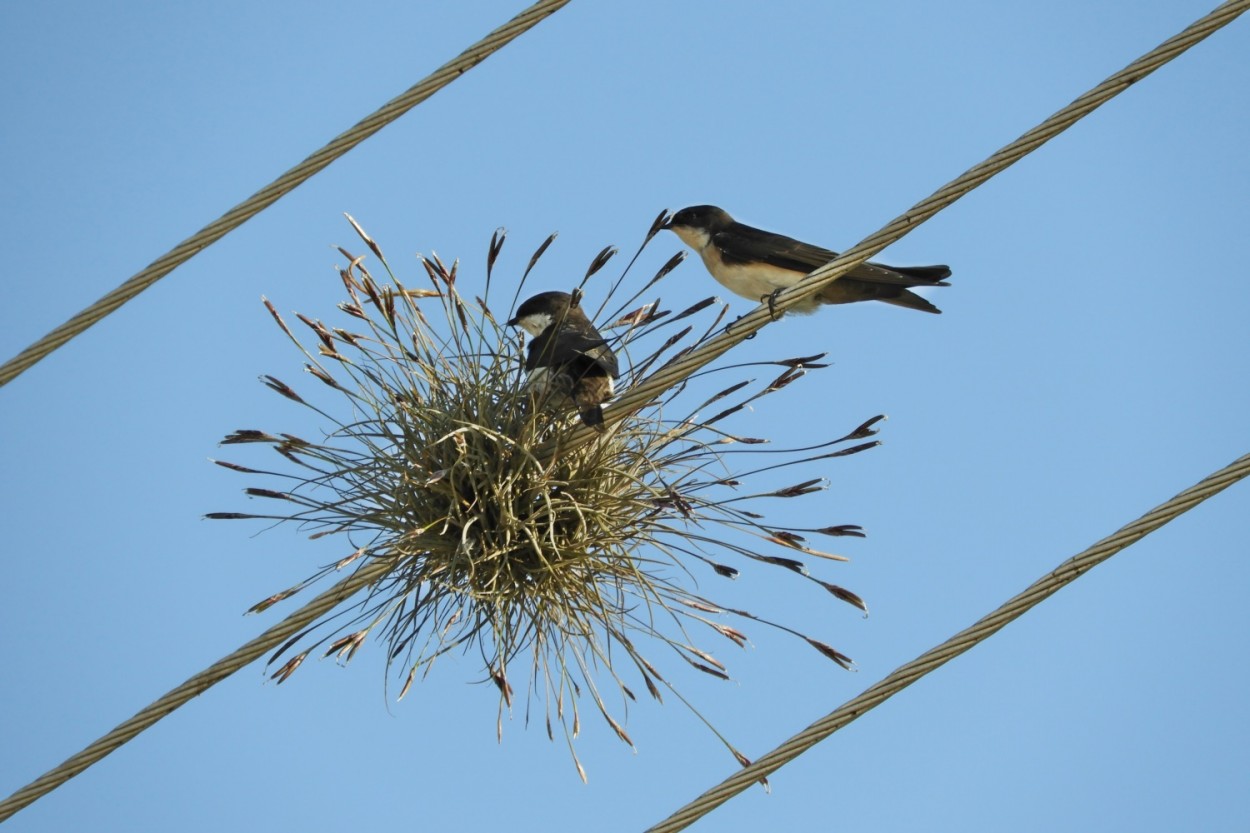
890, 264, 951, 284
816, 280, 943, 313
880, 289, 942, 314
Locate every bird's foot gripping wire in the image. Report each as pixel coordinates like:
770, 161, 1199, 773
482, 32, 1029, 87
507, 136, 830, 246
761, 290, 784, 320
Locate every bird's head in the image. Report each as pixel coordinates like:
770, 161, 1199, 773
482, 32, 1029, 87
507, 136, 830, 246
508, 290, 575, 337
663, 205, 733, 250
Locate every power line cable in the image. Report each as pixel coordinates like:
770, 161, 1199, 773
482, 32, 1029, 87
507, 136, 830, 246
645, 450, 1250, 832
0, 557, 393, 822
0, 0, 571, 390
1, 0, 1244, 823
573, 0, 1249, 450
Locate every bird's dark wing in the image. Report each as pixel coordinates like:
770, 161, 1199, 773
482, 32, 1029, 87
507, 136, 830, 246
589, 342, 619, 378
715, 224, 950, 287
576, 337, 619, 378
714, 224, 840, 272
527, 329, 619, 378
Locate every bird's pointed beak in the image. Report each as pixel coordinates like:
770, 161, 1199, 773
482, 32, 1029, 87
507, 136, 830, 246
505, 316, 519, 327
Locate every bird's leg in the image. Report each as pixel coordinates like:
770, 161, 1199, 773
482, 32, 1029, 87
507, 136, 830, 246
761, 289, 784, 320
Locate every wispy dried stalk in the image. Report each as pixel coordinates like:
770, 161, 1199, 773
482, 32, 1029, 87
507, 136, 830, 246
209, 211, 878, 780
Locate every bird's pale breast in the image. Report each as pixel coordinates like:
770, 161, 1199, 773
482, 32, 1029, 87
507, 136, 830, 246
701, 245, 803, 301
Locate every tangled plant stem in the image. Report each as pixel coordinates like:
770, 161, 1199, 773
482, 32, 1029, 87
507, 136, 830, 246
210, 212, 878, 779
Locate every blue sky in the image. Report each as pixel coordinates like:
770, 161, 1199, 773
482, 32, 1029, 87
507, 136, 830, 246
2, 2, 1248, 830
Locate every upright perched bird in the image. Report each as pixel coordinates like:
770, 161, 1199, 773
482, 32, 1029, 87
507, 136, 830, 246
664, 205, 952, 314
507, 291, 620, 430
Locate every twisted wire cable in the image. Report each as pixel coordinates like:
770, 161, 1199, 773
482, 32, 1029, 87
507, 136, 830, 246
566, 0, 1249, 455
0, 0, 571, 390
0, 556, 394, 822
1, 0, 1244, 823
646, 451, 1250, 832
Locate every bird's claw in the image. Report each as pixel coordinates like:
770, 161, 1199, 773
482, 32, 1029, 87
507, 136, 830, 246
761, 290, 783, 320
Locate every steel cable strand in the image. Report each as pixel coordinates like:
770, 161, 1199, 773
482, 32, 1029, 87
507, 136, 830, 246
1, 0, 1244, 823
0, 556, 394, 822
545, 0, 1250, 460
0, 0, 572, 389
647, 451, 1250, 832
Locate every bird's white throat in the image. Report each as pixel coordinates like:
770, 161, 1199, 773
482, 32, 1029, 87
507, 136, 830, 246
513, 311, 553, 337
669, 224, 711, 252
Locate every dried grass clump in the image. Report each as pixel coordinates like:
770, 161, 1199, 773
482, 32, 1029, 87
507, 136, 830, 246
210, 212, 880, 778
